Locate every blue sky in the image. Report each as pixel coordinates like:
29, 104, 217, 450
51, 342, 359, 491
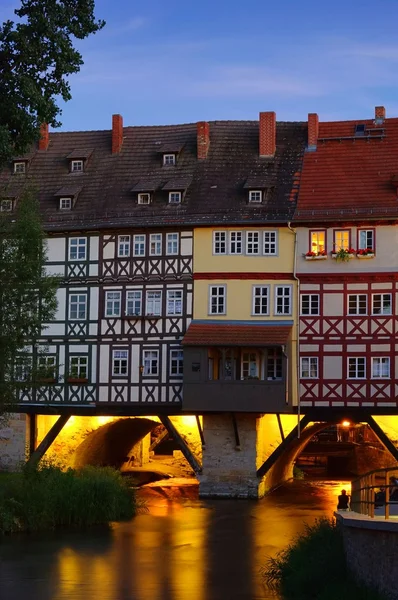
3, 0, 398, 130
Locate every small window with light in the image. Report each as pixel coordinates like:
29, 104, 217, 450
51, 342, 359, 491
169, 191, 181, 204
59, 197, 72, 211
138, 193, 151, 205
71, 159, 83, 173
249, 190, 262, 203
0, 199, 13, 212
163, 154, 176, 166
13, 162, 26, 174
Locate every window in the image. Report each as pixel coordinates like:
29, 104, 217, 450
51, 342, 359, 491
143, 350, 159, 375
246, 231, 260, 254
169, 192, 181, 204
170, 349, 183, 376
310, 230, 326, 254
372, 357, 390, 379
0, 199, 12, 212
69, 237, 87, 261
301, 294, 320, 316
275, 286, 292, 315
112, 350, 128, 376
229, 231, 242, 254
37, 355, 56, 379
105, 291, 121, 317
69, 356, 88, 379
15, 356, 31, 382
126, 291, 142, 316
14, 162, 26, 174
146, 291, 162, 316
242, 352, 259, 378
267, 349, 282, 380
372, 294, 392, 315
167, 290, 183, 315
163, 154, 176, 166
348, 357, 365, 379
358, 229, 374, 251
249, 190, 262, 203
60, 197, 72, 210
213, 231, 227, 254
71, 160, 83, 172
138, 193, 151, 205
118, 235, 130, 257
150, 233, 162, 256
334, 230, 350, 252
69, 294, 87, 320
301, 357, 318, 378
252, 286, 269, 315
348, 294, 367, 315
133, 234, 145, 256
209, 285, 226, 314
166, 233, 178, 255
263, 231, 277, 255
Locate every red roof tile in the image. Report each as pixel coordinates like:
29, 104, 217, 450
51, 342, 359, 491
182, 323, 292, 346
296, 117, 398, 220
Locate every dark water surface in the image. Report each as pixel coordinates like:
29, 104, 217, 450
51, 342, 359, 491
0, 479, 347, 600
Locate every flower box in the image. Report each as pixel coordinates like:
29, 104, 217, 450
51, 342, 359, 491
331, 253, 355, 260
305, 255, 328, 261
357, 253, 375, 259
67, 377, 88, 384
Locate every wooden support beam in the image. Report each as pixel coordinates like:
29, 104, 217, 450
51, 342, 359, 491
256, 414, 311, 478
159, 416, 202, 474
149, 428, 168, 452
27, 413, 37, 457
366, 415, 398, 463
196, 415, 205, 448
27, 415, 70, 467
276, 413, 285, 442
231, 413, 240, 450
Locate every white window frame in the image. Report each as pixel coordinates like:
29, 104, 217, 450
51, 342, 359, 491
275, 285, 292, 316
229, 231, 242, 255
249, 190, 262, 203
112, 350, 128, 376
348, 294, 367, 315
300, 294, 320, 316
150, 233, 162, 256
263, 231, 278, 256
146, 290, 162, 316
168, 191, 181, 204
105, 291, 121, 317
246, 231, 260, 255
143, 350, 159, 376
0, 199, 13, 212
167, 290, 183, 316
213, 231, 227, 255
163, 154, 176, 166
69, 356, 88, 379
69, 237, 87, 261
71, 159, 83, 173
138, 193, 151, 205
358, 229, 374, 251
166, 232, 179, 255
372, 293, 392, 315
170, 349, 183, 376
252, 285, 270, 316
300, 357, 318, 379
126, 290, 142, 317
15, 356, 32, 382
209, 285, 226, 315
242, 351, 260, 379
69, 294, 87, 320
348, 357, 366, 379
117, 235, 130, 257
372, 357, 390, 379
14, 161, 26, 174
37, 355, 56, 378
59, 197, 72, 210
133, 234, 146, 256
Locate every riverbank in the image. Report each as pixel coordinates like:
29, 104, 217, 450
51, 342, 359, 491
0, 464, 135, 534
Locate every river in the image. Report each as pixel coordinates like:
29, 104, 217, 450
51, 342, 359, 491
0, 479, 348, 600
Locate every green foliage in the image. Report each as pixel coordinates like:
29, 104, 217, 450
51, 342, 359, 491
262, 518, 387, 600
293, 465, 305, 479
0, 464, 136, 534
0, 0, 105, 165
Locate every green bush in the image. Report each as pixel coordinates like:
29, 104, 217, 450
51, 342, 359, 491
0, 464, 136, 534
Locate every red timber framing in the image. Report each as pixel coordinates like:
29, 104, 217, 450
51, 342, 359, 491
298, 272, 398, 408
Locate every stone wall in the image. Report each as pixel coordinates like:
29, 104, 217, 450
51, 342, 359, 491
0, 414, 27, 471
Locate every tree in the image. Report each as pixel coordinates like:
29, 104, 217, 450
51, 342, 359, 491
0, 188, 59, 417
0, 0, 105, 166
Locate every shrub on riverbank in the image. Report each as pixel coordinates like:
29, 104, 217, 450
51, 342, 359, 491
0, 464, 136, 534
262, 518, 387, 600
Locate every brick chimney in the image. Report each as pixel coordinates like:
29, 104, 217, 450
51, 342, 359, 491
112, 114, 123, 154
375, 106, 386, 125
197, 121, 210, 159
307, 113, 319, 151
38, 123, 49, 151
259, 112, 276, 158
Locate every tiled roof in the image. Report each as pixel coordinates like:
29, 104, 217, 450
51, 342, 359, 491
182, 322, 292, 346
296, 117, 398, 221
0, 120, 306, 232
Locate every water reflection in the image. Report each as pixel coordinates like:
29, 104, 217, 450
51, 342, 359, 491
0, 479, 349, 600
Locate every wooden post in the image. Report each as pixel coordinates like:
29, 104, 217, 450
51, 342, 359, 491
195, 415, 205, 448
159, 416, 202, 474
27, 413, 37, 457
385, 470, 390, 520
26, 415, 70, 467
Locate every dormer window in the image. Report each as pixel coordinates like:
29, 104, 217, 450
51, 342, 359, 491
0, 199, 13, 212
249, 190, 262, 203
169, 191, 181, 204
71, 159, 83, 173
138, 193, 151, 205
60, 197, 72, 211
14, 161, 26, 174
163, 154, 176, 166
355, 124, 366, 136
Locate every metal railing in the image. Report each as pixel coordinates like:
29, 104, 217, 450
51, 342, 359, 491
351, 466, 398, 520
